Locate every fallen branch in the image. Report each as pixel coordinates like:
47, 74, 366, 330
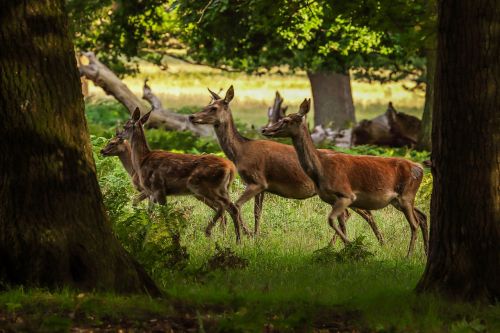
78, 51, 212, 136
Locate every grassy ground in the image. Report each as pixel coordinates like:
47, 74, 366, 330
2, 61, 498, 332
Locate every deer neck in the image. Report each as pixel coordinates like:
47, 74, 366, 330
214, 112, 248, 162
130, 126, 151, 172
291, 122, 323, 184
118, 142, 135, 177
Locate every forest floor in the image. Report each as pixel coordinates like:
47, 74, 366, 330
0, 290, 366, 332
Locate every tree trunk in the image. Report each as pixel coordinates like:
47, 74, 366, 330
0, 0, 160, 295
79, 52, 213, 137
307, 71, 356, 130
416, 0, 500, 302
416, 1, 437, 152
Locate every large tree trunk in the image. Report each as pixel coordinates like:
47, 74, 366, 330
307, 71, 356, 130
0, 0, 159, 295
416, 0, 500, 302
79, 52, 212, 136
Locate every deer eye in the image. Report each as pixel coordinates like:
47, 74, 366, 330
210, 107, 217, 112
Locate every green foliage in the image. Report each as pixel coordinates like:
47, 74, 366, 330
175, 0, 430, 84
145, 129, 221, 154
202, 244, 249, 271
324, 144, 431, 163
67, 0, 176, 75
312, 237, 374, 264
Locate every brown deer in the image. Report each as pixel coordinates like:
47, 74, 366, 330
100, 129, 149, 205
351, 102, 421, 148
189, 86, 384, 245
262, 99, 428, 257
119, 108, 241, 241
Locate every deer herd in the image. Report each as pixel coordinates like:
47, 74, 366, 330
101, 86, 428, 257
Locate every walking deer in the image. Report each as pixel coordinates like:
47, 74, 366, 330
100, 129, 149, 205
119, 108, 241, 241
189, 86, 384, 245
262, 99, 428, 257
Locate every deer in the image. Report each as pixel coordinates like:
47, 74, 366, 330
262, 99, 429, 257
189, 86, 384, 245
351, 102, 421, 148
119, 108, 241, 241
100, 129, 149, 206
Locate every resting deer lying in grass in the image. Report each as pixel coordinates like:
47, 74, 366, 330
119, 108, 241, 241
189, 86, 384, 245
262, 99, 428, 257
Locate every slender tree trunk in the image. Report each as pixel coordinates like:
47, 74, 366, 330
416, 48, 436, 151
307, 71, 356, 130
416, 0, 437, 152
416, 0, 500, 302
0, 0, 159, 295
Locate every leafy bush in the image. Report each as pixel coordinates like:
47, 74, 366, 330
312, 237, 374, 264
145, 129, 222, 154
202, 244, 249, 272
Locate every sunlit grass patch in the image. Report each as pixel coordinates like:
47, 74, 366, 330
85, 57, 424, 127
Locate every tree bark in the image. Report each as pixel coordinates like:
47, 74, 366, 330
307, 71, 356, 130
416, 0, 500, 302
416, 0, 437, 152
416, 48, 435, 151
79, 52, 213, 136
0, 0, 160, 295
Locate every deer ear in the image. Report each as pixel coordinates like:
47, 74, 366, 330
224, 85, 234, 104
298, 98, 311, 115
140, 110, 152, 125
208, 88, 221, 100
132, 107, 141, 121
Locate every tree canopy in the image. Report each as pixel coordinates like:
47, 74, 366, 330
176, 0, 429, 84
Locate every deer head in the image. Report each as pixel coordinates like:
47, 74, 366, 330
189, 86, 235, 126
101, 128, 128, 156
261, 99, 311, 138
119, 107, 152, 140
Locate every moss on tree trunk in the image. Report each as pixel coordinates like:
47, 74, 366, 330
0, 0, 159, 295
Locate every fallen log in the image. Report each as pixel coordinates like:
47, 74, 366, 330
78, 51, 212, 136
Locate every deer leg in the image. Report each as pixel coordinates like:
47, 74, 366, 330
132, 191, 149, 206
235, 184, 264, 236
352, 208, 384, 245
215, 195, 242, 244
414, 207, 428, 256
194, 195, 225, 237
327, 198, 353, 246
393, 200, 419, 258
330, 210, 349, 246
253, 192, 265, 236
